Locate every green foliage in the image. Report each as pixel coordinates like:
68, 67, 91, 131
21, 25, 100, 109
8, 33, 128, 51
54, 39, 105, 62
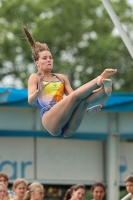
0, 0, 133, 90
120, 189, 128, 199
84, 189, 93, 200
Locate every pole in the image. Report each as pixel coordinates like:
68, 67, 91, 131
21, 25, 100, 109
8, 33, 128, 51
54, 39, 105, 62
102, 0, 133, 59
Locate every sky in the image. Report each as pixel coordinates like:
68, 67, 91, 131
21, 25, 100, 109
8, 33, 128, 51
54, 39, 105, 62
127, 0, 133, 6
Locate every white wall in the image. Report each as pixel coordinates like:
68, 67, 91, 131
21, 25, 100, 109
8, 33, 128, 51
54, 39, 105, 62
36, 138, 104, 184
0, 137, 104, 184
0, 136, 132, 185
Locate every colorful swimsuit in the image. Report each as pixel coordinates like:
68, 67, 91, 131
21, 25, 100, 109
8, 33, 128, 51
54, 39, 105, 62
36, 73, 66, 136
36, 73, 64, 117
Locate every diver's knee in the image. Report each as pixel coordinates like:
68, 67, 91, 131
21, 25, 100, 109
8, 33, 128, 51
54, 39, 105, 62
63, 130, 75, 138
43, 126, 61, 137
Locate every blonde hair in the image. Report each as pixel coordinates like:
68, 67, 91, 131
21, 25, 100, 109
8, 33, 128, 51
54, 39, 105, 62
24, 182, 44, 200
0, 182, 8, 195
0, 182, 8, 196
23, 26, 50, 61
12, 178, 28, 191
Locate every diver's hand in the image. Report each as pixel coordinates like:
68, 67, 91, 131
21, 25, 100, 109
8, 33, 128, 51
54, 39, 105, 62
37, 75, 50, 93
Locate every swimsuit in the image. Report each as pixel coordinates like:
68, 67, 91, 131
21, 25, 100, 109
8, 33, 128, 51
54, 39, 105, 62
36, 73, 67, 136
36, 73, 64, 116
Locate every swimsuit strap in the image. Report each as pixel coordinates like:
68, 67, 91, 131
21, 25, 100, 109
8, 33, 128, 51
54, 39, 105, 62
36, 73, 64, 84
52, 73, 64, 84
36, 73, 42, 77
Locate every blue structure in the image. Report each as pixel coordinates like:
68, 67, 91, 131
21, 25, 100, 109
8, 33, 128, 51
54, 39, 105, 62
0, 87, 133, 111
0, 87, 133, 139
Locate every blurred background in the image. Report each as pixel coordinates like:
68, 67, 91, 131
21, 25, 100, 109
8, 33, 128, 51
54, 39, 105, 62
0, 0, 133, 91
0, 0, 133, 200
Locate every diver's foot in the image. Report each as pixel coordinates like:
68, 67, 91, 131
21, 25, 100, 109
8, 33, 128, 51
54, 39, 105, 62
103, 79, 112, 96
87, 104, 102, 115
97, 68, 117, 86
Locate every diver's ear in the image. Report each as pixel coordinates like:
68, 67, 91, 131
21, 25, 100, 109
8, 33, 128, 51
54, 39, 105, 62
35, 61, 39, 68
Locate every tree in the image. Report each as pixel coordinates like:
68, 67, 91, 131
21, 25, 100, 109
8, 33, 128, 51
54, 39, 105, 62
0, 0, 133, 91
